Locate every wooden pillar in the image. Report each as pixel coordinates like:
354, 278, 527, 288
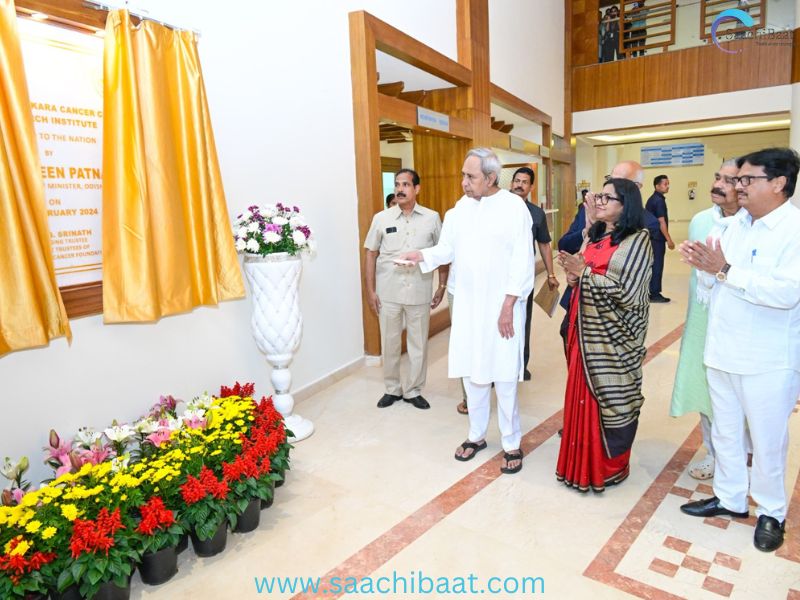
349, 12, 383, 356
456, 0, 492, 147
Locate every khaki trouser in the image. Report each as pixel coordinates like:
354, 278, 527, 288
379, 301, 430, 398
447, 292, 467, 401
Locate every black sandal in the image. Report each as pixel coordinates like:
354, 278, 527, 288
501, 449, 524, 474
454, 440, 487, 462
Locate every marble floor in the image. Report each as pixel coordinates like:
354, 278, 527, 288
137, 252, 800, 599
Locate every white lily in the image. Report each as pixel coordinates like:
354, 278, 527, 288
74, 428, 101, 447
104, 424, 135, 443
133, 418, 159, 435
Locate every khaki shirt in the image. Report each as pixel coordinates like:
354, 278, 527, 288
364, 203, 441, 305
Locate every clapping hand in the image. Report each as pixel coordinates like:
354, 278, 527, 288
678, 237, 726, 274
557, 251, 586, 278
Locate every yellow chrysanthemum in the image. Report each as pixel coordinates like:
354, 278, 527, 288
61, 504, 79, 521
41, 526, 57, 540
21, 492, 39, 508
18, 509, 35, 526
25, 520, 41, 533
9, 538, 30, 557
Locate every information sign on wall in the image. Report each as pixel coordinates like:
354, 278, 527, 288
19, 20, 104, 287
641, 143, 704, 167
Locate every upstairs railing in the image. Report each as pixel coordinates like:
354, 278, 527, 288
619, 0, 676, 58
700, 0, 766, 41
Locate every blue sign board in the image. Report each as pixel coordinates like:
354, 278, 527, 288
641, 143, 704, 167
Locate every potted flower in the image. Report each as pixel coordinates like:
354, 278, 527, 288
55, 506, 138, 600
233, 203, 315, 258
131, 497, 182, 585
180, 466, 230, 557
233, 206, 316, 442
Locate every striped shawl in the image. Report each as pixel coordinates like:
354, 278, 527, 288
577, 229, 653, 458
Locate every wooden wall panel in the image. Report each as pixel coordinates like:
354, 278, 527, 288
571, 0, 600, 67
572, 38, 792, 112
415, 88, 470, 218
794, 28, 800, 84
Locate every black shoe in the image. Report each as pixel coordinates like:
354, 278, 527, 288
377, 393, 401, 408
404, 395, 430, 409
754, 515, 785, 552
649, 294, 671, 303
523, 369, 532, 381
680, 496, 749, 519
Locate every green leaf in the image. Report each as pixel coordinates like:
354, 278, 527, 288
71, 561, 86, 583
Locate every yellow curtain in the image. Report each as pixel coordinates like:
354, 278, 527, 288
0, 0, 71, 356
102, 10, 244, 322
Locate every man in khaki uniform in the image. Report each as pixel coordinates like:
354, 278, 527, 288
364, 169, 447, 409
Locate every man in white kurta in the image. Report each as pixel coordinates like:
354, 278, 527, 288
678, 148, 800, 553
403, 149, 534, 473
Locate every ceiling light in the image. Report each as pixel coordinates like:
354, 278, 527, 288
588, 119, 790, 143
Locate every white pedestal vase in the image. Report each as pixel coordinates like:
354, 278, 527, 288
243, 253, 314, 441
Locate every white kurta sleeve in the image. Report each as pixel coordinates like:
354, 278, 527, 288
504, 205, 534, 299
420, 209, 455, 274
724, 259, 800, 309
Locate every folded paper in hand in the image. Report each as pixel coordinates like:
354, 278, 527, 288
533, 281, 560, 318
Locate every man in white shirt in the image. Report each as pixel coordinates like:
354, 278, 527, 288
401, 148, 534, 474
678, 147, 800, 552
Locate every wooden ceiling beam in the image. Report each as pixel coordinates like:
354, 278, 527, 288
377, 82, 405, 97
377, 93, 473, 140
361, 12, 473, 87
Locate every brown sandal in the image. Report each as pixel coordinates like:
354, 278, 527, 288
456, 400, 468, 415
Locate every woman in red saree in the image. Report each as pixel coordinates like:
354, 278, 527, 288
556, 178, 653, 492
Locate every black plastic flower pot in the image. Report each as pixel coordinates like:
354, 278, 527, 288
49, 586, 81, 600
176, 532, 189, 554
139, 545, 179, 585
190, 520, 227, 557
275, 469, 286, 488
260, 479, 276, 510
233, 498, 261, 533
91, 580, 131, 600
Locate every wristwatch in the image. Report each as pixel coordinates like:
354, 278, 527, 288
715, 263, 731, 282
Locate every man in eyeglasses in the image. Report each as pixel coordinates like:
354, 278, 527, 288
670, 160, 744, 482
646, 175, 674, 303
678, 147, 800, 553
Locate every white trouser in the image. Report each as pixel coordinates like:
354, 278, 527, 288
463, 378, 521, 452
707, 367, 800, 521
700, 413, 715, 459
700, 411, 752, 460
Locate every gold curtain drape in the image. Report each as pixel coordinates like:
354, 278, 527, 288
0, 0, 71, 356
102, 10, 244, 322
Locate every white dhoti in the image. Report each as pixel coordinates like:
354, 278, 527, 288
708, 367, 800, 520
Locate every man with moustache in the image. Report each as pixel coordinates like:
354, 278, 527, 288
400, 148, 534, 474
364, 169, 446, 410
510, 167, 558, 381
679, 148, 800, 552
670, 160, 743, 480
